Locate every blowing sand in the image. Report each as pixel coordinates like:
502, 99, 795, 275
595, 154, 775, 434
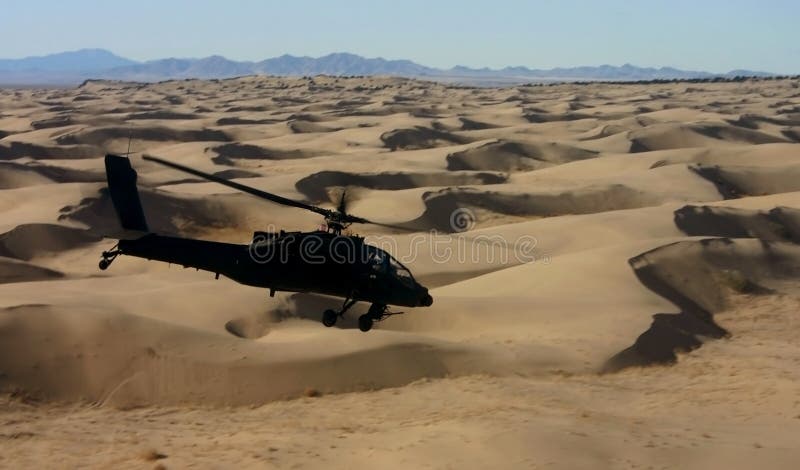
1, 76, 800, 468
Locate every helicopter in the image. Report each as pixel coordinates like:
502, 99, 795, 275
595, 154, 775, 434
99, 154, 433, 332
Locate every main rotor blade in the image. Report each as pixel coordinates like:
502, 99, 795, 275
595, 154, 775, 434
346, 214, 418, 232
142, 155, 332, 218
337, 188, 348, 215
143, 155, 419, 231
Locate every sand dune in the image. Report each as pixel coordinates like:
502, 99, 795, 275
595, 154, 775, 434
288, 118, 341, 134
55, 125, 232, 148
2, 76, 800, 468
691, 163, 800, 197
0, 160, 103, 186
211, 142, 322, 165
0, 258, 63, 283
295, 169, 506, 201
0, 162, 55, 188
523, 111, 594, 123
0, 141, 97, 159
381, 126, 473, 150
0, 223, 101, 260
58, 185, 266, 238
30, 115, 74, 130
216, 116, 280, 125
0, 304, 508, 407
457, 116, 499, 130
126, 111, 199, 120
607, 238, 800, 371
412, 167, 715, 231
675, 204, 800, 241
629, 122, 789, 152
446, 139, 598, 171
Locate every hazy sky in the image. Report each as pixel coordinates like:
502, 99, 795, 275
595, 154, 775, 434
2, 0, 798, 73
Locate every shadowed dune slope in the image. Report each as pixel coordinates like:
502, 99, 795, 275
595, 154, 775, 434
629, 123, 789, 152
607, 239, 800, 371
56, 126, 231, 147
210, 143, 322, 165
57, 186, 261, 237
0, 259, 63, 284
413, 185, 671, 231
0, 161, 103, 186
446, 140, 598, 172
381, 126, 472, 150
0, 304, 506, 407
0, 223, 101, 260
691, 164, 800, 198
674, 205, 800, 242
288, 119, 341, 134
0, 141, 98, 160
295, 170, 506, 201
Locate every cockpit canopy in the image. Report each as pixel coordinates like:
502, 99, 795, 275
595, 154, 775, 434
366, 246, 415, 287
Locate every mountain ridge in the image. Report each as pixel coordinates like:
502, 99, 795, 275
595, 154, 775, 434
0, 48, 777, 85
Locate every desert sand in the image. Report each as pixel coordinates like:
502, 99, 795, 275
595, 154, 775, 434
1, 75, 799, 468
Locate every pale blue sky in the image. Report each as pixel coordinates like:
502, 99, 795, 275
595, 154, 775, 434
1, 0, 798, 73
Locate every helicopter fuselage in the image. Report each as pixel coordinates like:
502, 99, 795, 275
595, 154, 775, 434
115, 230, 433, 308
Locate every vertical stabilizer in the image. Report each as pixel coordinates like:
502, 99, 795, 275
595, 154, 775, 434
104, 154, 149, 232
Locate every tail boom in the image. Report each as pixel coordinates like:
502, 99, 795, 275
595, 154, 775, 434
118, 234, 266, 287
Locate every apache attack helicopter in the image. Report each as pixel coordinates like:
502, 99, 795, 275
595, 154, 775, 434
99, 154, 433, 332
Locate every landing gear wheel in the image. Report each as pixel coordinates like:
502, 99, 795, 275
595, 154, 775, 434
98, 259, 110, 270
322, 309, 338, 327
358, 314, 374, 332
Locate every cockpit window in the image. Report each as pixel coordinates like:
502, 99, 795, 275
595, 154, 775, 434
389, 256, 415, 287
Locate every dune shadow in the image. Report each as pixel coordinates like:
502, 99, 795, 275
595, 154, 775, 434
446, 140, 597, 172
294, 170, 506, 201
605, 236, 800, 372
380, 126, 472, 151
211, 143, 322, 165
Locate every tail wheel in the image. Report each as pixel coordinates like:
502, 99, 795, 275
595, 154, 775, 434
98, 245, 120, 271
322, 309, 338, 327
358, 314, 373, 332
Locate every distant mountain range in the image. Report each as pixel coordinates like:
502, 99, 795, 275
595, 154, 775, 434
0, 48, 777, 86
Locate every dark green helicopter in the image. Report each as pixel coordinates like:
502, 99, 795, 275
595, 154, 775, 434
99, 154, 433, 332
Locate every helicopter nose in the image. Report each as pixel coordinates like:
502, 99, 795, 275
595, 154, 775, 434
419, 288, 433, 307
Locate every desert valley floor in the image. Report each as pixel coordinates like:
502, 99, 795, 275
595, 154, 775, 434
1, 76, 800, 468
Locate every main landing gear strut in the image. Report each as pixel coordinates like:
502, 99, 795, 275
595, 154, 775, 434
322, 299, 396, 332
98, 245, 120, 270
